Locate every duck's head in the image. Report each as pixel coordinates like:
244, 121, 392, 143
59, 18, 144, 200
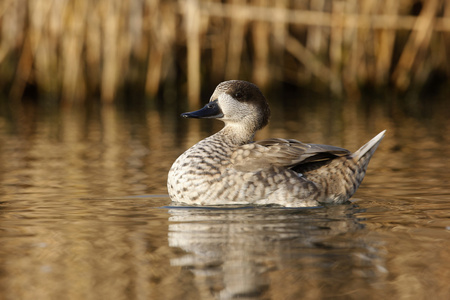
181, 80, 271, 132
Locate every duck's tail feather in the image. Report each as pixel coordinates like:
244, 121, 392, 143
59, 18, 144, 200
351, 130, 386, 161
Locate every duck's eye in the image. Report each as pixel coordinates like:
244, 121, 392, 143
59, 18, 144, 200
235, 92, 243, 99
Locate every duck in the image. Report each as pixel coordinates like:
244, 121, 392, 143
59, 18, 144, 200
167, 80, 385, 207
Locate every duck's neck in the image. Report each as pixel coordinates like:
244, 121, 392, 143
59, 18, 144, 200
215, 123, 256, 146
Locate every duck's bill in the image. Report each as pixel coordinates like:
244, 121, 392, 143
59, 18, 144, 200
181, 100, 224, 119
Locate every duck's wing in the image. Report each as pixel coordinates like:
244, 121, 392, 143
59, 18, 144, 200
231, 138, 351, 172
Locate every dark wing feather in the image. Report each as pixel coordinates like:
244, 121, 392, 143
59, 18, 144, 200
230, 138, 350, 172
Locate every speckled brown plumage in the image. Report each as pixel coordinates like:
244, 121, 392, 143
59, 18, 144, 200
167, 80, 385, 207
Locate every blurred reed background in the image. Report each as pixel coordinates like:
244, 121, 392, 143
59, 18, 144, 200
0, 0, 449, 106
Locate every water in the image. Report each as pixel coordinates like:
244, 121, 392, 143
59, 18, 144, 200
0, 98, 450, 299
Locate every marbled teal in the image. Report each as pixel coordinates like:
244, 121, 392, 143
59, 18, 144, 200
168, 80, 385, 207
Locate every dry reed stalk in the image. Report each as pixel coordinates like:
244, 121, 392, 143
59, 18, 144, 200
271, 0, 288, 83
329, 1, 344, 95
146, 47, 164, 97
207, 1, 227, 85
341, 0, 360, 98
84, 2, 102, 96
9, 0, 40, 101
28, 0, 49, 95
375, 0, 398, 87
251, 0, 270, 87
305, 0, 327, 83
145, 0, 163, 97
199, 1, 450, 31
225, 0, 247, 81
200, 2, 331, 27
61, 1, 88, 104
146, 1, 178, 97
101, 1, 120, 103
392, 0, 440, 91
185, 0, 201, 108
0, 0, 19, 66
355, 0, 379, 91
443, 2, 450, 76
9, 34, 32, 101
306, 0, 327, 54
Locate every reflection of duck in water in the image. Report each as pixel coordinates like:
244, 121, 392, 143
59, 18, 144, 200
168, 80, 385, 207
168, 205, 385, 299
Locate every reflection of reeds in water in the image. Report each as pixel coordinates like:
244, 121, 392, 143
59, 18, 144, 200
1, 0, 449, 105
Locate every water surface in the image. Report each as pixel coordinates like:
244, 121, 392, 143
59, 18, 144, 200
0, 98, 449, 299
